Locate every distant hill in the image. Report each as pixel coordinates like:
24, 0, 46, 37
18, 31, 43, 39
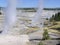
0, 7, 60, 11
44, 8, 60, 10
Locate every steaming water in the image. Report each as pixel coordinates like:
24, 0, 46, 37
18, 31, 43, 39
2, 0, 17, 34
1, 0, 29, 44
32, 0, 43, 27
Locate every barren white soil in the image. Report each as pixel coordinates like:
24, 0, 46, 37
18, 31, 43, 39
0, 35, 29, 45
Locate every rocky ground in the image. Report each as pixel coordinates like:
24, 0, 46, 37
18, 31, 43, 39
29, 40, 60, 45
28, 28, 60, 45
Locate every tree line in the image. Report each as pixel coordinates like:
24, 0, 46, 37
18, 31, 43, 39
50, 12, 60, 21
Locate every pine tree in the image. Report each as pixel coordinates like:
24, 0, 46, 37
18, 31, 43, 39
43, 29, 50, 40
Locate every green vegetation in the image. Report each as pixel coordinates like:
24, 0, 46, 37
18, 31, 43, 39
54, 12, 60, 21
42, 29, 50, 40
48, 22, 60, 32
38, 9, 60, 45
50, 12, 60, 21
49, 12, 60, 33
44, 8, 60, 10
48, 12, 60, 29
38, 41, 44, 45
0, 12, 2, 15
49, 12, 60, 25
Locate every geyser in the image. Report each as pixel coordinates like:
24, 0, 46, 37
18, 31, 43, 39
0, 0, 29, 45
2, 0, 17, 34
32, 0, 43, 27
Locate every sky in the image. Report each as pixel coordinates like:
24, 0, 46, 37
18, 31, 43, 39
0, 0, 60, 8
